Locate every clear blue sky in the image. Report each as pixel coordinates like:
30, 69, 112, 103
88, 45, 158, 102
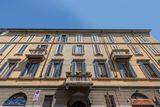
0, 0, 160, 40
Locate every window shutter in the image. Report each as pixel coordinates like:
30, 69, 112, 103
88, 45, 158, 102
128, 63, 137, 78
139, 62, 151, 79
118, 64, 125, 78
82, 45, 84, 54
31, 63, 39, 78
71, 62, 76, 75
4, 62, 18, 78
45, 62, 52, 77
105, 62, 112, 78
58, 62, 63, 77
54, 63, 61, 77
72, 45, 76, 54
49, 62, 55, 77
149, 63, 160, 77
59, 45, 63, 54
0, 62, 8, 73
58, 35, 61, 42
93, 62, 100, 78
82, 62, 86, 74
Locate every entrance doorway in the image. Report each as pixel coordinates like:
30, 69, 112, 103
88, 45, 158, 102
72, 101, 86, 107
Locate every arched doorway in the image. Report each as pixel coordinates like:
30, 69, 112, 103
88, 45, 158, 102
67, 92, 90, 107
72, 101, 86, 107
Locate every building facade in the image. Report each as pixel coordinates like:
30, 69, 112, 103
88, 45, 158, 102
0, 29, 160, 107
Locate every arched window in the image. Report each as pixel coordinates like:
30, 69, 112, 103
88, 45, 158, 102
3, 92, 27, 106
131, 93, 148, 99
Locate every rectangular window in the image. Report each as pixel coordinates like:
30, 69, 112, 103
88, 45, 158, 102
16, 35, 35, 54
42, 35, 52, 42
129, 45, 142, 55
0, 60, 19, 78
147, 45, 160, 56
94, 60, 111, 78
123, 35, 142, 55
139, 61, 160, 78
10, 34, 19, 42
71, 60, 86, 74
55, 44, 63, 55
105, 95, 116, 107
26, 34, 35, 42
17, 45, 28, 54
107, 34, 116, 43
117, 62, 137, 78
138, 34, 149, 43
0, 44, 10, 54
73, 44, 84, 55
20, 62, 39, 78
93, 44, 102, 55
37, 45, 48, 50
0, 35, 19, 54
58, 35, 67, 43
91, 34, 99, 43
42, 95, 54, 107
123, 34, 133, 43
76, 34, 82, 43
0, 31, 9, 36
45, 60, 63, 78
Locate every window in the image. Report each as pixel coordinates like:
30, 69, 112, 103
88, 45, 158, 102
55, 44, 63, 55
0, 35, 19, 54
107, 34, 116, 43
105, 94, 116, 107
147, 45, 160, 56
10, 34, 19, 42
76, 34, 82, 42
45, 60, 63, 78
123, 34, 142, 55
0, 30, 9, 36
91, 34, 99, 42
129, 45, 142, 55
0, 44, 10, 54
73, 44, 84, 55
71, 60, 86, 74
16, 35, 34, 54
3, 92, 27, 106
20, 62, 39, 78
138, 34, 149, 43
93, 44, 102, 55
117, 62, 137, 78
94, 60, 112, 78
58, 35, 67, 43
42, 35, 52, 42
139, 61, 160, 78
123, 34, 133, 43
26, 34, 35, 42
42, 95, 54, 107
0, 60, 18, 78
37, 44, 48, 50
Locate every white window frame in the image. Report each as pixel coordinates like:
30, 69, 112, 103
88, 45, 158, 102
76, 34, 82, 43
91, 34, 99, 43
73, 44, 84, 55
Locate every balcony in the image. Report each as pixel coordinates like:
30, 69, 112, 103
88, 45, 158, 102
26, 48, 47, 61
65, 72, 93, 89
110, 49, 132, 60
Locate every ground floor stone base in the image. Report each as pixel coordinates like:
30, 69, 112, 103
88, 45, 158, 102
0, 87, 160, 107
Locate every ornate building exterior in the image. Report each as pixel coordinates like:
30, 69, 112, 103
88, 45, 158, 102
0, 28, 160, 107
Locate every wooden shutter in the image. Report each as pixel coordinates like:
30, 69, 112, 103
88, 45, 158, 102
149, 63, 160, 77
118, 63, 125, 78
139, 62, 151, 79
128, 63, 137, 78
93, 62, 100, 78
105, 62, 112, 78
82, 62, 86, 74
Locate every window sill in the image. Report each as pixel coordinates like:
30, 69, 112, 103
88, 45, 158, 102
14, 53, 23, 56
72, 53, 84, 56
54, 53, 63, 56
